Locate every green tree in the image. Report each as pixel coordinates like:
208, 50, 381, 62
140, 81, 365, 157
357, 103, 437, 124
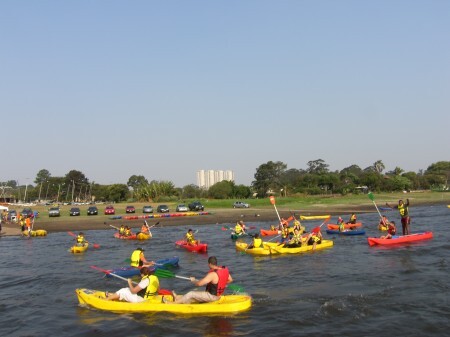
306, 159, 329, 174
106, 184, 129, 202
252, 161, 287, 197
373, 160, 385, 174
208, 181, 233, 199
34, 169, 51, 185
127, 175, 148, 190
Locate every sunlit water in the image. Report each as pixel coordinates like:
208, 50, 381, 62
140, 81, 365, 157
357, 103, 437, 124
0, 205, 448, 337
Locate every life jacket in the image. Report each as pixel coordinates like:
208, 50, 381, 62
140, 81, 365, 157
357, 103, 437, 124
339, 222, 345, 232
125, 228, 131, 236
119, 226, 125, 235
253, 237, 262, 248
388, 224, 396, 235
77, 235, 84, 244
141, 225, 148, 233
234, 224, 242, 234
398, 204, 409, 217
349, 214, 357, 223
281, 226, 290, 238
205, 267, 229, 296
130, 250, 143, 267
186, 232, 196, 244
290, 232, 302, 244
137, 275, 159, 299
26, 218, 31, 228
311, 233, 321, 243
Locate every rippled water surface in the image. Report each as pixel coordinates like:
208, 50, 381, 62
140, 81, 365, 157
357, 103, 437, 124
0, 205, 449, 337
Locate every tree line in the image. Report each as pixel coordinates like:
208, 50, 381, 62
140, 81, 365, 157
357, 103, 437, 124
0, 160, 448, 203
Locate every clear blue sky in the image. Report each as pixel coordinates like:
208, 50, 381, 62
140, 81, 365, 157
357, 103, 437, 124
2, 1, 449, 187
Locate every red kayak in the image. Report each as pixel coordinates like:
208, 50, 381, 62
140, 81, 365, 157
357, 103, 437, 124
260, 229, 280, 236
367, 231, 433, 246
327, 223, 362, 230
175, 240, 208, 253
114, 232, 137, 240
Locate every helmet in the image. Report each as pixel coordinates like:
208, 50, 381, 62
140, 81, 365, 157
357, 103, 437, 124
137, 247, 144, 251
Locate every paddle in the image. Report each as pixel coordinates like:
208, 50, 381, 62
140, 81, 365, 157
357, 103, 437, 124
107, 223, 120, 230
269, 196, 282, 223
90, 265, 138, 284
154, 269, 245, 293
368, 192, 386, 226
310, 216, 331, 234
68, 231, 100, 249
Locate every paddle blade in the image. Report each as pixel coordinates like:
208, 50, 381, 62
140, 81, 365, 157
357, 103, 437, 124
93, 244, 100, 249
228, 284, 245, 293
67, 231, 76, 237
368, 192, 375, 201
269, 196, 275, 205
154, 269, 176, 278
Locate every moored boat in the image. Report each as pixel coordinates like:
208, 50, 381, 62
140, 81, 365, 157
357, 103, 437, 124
31, 229, 47, 236
367, 231, 433, 246
175, 240, 208, 253
300, 215, 331, 220
76, 288, 252, 314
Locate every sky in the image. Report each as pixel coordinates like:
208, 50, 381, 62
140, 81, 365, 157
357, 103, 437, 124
1, 1, 449, 188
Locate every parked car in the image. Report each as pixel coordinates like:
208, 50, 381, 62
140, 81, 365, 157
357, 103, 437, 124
188, 201, 205, 211
48, 207, 61, 217
21, 208, 34, 218
233, 201, 250, 208
7, 210, 17, 221
157, 204, 169, 213
125, 205, 136, 213
104, 206, 115, 215
87, 206, 98, 215
69, 207, 81, 216
176, 204, 188, 212
142, 205, 154, 213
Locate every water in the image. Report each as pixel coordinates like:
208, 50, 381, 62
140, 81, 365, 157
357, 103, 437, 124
1, 205, 449, 337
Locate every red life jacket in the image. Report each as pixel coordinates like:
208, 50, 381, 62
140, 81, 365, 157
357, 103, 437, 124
205, 267, 229, 296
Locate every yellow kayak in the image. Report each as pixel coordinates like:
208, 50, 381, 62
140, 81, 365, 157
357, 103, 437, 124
235, 241, 275, 255
22, 229, 48, 237
76, 288, 252, 314
264, 240, 334, 254
300, 215, 330, 220
31, 229, 47, 236
71, 243, 89, 254
136, 232, 152, 240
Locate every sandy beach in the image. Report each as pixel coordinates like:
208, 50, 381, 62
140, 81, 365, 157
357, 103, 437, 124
0, 203, 390, 237
2, 199, 447, 237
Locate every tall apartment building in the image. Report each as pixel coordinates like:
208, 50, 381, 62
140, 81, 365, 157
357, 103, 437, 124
196, 170, 234, 189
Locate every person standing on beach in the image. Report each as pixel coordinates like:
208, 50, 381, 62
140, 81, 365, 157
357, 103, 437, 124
386, 199, 411, 235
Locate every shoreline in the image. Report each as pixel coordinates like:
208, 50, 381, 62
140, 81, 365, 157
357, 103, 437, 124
2, 200, 447, 237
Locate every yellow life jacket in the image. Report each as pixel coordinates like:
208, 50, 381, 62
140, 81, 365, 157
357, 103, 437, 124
137, 275, 160, 299
186, 232, 196, 244
398, 204, 409, 217
119, 226, 125, 235
76, 235, 85, 244
130, 250, 142, 267
234, 224, 242, 234
253, 237, 262, 248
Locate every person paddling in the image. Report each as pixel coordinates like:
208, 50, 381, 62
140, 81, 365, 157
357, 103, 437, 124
105, 267, 159, 303
166, 256, 233, 304
185, 229, 198, 246
130, 247, 155, 268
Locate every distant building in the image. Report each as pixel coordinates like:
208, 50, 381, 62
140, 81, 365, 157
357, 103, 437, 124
196, 170, 234, 189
